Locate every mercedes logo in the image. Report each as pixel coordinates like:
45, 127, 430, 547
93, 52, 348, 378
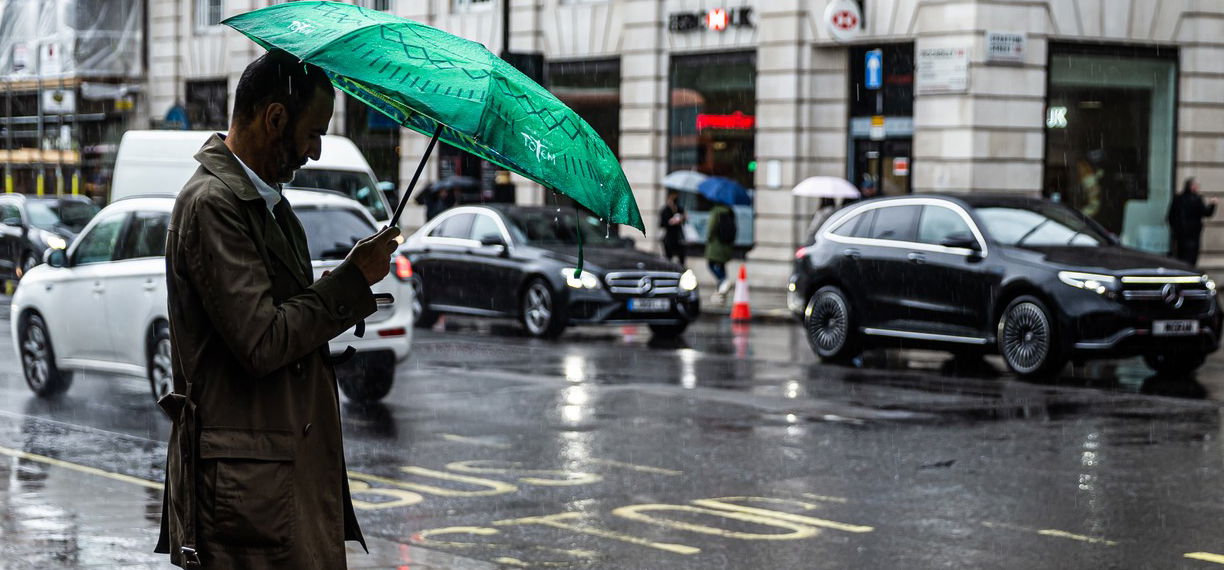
638, 276, 653, 293
1161, 283, 1183, 308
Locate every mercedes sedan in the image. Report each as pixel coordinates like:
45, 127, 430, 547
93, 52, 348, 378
402, 204, 700, 338
789, 195, 1221, 378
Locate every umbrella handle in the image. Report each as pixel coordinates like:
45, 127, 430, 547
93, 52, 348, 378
387, 123, 445, 229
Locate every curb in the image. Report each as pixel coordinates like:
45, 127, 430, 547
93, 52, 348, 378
699, 307, 796, 324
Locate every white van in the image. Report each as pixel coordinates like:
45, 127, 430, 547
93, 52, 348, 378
110, 130, 394, 224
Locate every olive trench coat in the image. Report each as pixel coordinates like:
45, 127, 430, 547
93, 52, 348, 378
156, 134, 376, 568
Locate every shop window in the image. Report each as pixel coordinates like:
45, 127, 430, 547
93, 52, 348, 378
185, 79, 228, 131
453, 0, 493, 10
548, 59, 620, 159
195, 0, 223, 30
668, 51, 756, 247
1043, 44, 1177, 254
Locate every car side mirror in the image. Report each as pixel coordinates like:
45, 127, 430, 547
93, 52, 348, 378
3, 217, 22, 227
940, 231, 981, 252
480, 235, 505, 247
44, 248, 67, 268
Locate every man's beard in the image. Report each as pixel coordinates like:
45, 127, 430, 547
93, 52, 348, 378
273, 135, 305, 183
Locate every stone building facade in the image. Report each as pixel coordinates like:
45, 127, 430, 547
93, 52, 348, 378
142, 0, 1224, 292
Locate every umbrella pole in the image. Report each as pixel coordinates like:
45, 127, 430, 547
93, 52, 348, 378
388, 123, 445, 228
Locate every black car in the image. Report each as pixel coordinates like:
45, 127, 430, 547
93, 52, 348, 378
402, 204, 700, 338
0, 194, 99, 280
789, 195, 1221, 378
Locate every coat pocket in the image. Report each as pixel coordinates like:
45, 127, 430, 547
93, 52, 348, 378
199, 427, 296, 549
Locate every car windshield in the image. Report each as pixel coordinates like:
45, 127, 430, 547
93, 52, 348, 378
295, 206, 376, 260
289, 169, 389, 221
975, 203, 1111, 247
505, 210, 624, 246
27, 200, 100, 233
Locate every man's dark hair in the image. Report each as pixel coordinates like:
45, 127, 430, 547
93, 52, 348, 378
1183, 176, 1197, 195
232, 49, 333, 126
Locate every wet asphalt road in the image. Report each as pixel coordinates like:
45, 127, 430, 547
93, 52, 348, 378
2, 304, 1224, 568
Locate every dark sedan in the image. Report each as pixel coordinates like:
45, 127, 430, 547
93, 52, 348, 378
0, 194, 99, 280
789, 194, 1221, 378
402, 204, 700, 338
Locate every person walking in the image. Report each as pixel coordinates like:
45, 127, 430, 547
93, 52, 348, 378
706, 202, 735, 304
1169, 176, 1217, 266
659, 191, 687, 266
156, 49, 401, 569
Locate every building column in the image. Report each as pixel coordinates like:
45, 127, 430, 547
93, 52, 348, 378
618, 0, 666, 250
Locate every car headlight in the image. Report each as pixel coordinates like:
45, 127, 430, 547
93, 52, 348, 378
679, 270, 698, 291
1203, 275, 1217, 293
1058, 271, 1116, 296
561, 268, 601, 289
44, 233, 67, 250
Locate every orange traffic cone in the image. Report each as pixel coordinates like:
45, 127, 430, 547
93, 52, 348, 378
730, 265, 751, 321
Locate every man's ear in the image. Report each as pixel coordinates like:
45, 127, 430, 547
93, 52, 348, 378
263, 102, 289, 134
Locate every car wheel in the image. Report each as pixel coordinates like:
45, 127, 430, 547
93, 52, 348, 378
20, 313, 73, 396
147, 322, 173, 402
409, 277, 439, 328
649, 322, 689, 338
520, 278, 566, 338
1143, 352, 1207, 376
336, 351, 395, 402
997, 296, 1065, 378
16, 253, 36, 280
804, 286, 860, 362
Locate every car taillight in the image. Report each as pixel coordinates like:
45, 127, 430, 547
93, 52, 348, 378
794, 247, 808, 259
395, 255, 413, 280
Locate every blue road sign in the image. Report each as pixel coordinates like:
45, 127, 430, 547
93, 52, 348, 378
865, 49, 883, 90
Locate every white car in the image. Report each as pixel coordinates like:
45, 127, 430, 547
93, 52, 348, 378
11, 189, 414, 403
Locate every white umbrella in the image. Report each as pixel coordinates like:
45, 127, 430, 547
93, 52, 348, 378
662, 170, 708, 193
791, 176, 860, 199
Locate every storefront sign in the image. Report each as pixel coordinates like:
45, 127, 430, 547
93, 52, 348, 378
916, 46, 969, 94
869, 115, 885, 141
41, 89, 75, 114
892, 157, 909, 176
824, 0, 863, 41
696, 111, 755, 131
985, 31, 1026, 64
668, 7, 753, 33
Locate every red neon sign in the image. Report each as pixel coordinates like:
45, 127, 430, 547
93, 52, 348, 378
696, 111, 755, 130
706, 8, 728, 31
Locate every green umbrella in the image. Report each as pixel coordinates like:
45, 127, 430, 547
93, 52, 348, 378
221, 1, 642, 241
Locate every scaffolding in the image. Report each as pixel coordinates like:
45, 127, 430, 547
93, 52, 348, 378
0, 0, 143, 199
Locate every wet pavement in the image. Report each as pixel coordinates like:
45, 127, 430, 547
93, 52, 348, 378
2, 304, 1224, 568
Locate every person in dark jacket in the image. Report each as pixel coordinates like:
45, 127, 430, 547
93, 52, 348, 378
705, 203, 734, 304
1169, 176, 1217, 266
156, 50, 401, 569
659, 191, 687, 265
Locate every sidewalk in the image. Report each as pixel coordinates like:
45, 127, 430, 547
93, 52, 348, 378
699, 286, 794, 323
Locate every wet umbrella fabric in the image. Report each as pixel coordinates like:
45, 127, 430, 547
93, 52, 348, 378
222, 1, 642, 233
662, 170, 708, 193
791, 176, 860, 200
697, 176, 752, 206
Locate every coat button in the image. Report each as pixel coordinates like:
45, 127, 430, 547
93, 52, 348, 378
290, 361, 304, 375
337, 303, 348, 315
303, 423, 312, 436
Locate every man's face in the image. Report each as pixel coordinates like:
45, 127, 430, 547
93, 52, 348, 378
272, 89, 333, 183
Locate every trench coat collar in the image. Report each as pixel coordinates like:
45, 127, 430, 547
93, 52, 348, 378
195, 134, 312, 288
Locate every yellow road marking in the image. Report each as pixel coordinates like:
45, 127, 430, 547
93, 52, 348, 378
0, 444, 163, 490
348, 467, 518, 497
446, 460, 602, 486
694, 497, 873, 533
982, 522, 1117, 546
612, 503, 822, 541
493, 511, 700, 555
587, 458, 683, 476
1186, 552, 1224, 565
799, 492, 849, 504
440, 433, 512, 449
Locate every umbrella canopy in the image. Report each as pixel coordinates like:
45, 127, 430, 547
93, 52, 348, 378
662, 170, 708, 193
222, 2, 642, 232
791, 176, 860, 199
697, 176, 752, 206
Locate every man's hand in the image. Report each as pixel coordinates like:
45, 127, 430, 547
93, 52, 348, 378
347, 226, 402, 285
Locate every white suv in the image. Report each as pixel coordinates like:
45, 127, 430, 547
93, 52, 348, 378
11, 189, 413, 403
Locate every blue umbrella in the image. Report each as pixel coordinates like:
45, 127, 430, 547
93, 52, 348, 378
697, 176, 752, 206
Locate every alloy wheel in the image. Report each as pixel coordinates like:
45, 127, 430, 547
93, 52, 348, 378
523, 282, 553, 336
806, 291, 848, 355
150, 336, 173, 401
1001, 301, 1050, 374
21, 321, 50, 391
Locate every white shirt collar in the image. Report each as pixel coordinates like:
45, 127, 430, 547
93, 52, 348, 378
232, 153, 282, 215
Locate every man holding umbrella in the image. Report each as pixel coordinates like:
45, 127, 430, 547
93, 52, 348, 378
156, 50, 401, 568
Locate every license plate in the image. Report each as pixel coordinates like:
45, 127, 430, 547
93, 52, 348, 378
1153, 320, 1199, 336
628, 297, 670, 312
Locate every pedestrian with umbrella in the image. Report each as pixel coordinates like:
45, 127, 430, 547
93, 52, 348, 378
158, 3, 644, 568
698, 176, 748, 304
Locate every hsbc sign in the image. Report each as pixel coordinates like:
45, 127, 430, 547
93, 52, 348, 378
668, 7, 754, 32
